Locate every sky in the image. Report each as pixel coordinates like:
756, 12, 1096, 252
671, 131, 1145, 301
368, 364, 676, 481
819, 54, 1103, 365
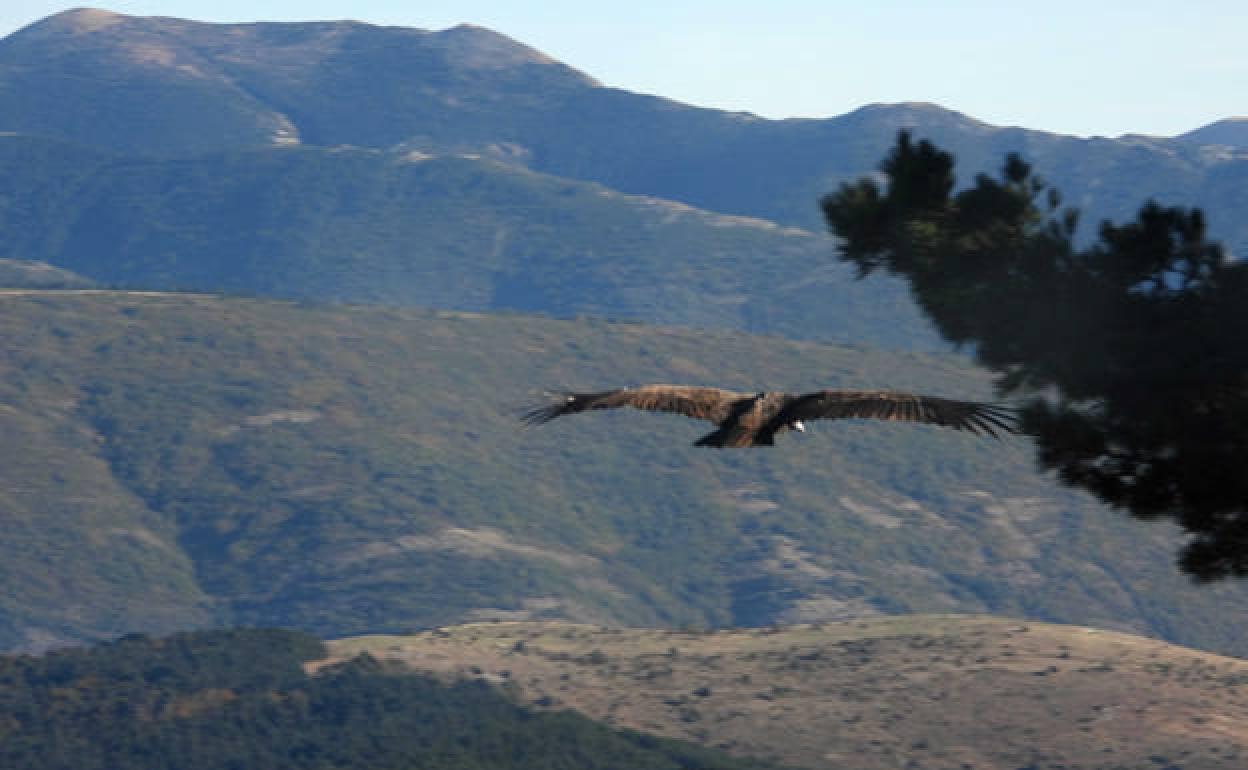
2, 1, 1244, 138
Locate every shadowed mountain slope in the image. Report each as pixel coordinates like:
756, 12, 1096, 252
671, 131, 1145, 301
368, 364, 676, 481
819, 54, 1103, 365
0, 133, 940, 350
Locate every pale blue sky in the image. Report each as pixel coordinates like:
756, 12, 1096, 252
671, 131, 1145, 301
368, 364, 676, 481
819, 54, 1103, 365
3, 1, 1244, 138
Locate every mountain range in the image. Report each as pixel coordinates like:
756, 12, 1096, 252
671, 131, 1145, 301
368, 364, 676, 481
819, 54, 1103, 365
1, 7, 1246, 333
4, 8, 1248, 766
0, 3, 1246, 650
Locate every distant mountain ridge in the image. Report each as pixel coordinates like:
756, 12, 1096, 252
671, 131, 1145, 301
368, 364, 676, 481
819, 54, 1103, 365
2, 8, 1246, 340
2, 9, 1245, 241
0, 8, 597, 155
1178, 117, 1248, 149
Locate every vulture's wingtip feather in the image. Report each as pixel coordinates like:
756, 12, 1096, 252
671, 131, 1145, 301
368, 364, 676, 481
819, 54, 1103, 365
520, 392, 575, 425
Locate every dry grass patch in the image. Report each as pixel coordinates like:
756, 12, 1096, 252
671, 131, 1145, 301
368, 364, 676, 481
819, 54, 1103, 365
326, 615, 1248, 770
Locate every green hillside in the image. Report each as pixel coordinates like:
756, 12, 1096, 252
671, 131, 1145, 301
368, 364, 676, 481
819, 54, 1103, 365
0, 627, 773, 770
2, 291, 1246, 656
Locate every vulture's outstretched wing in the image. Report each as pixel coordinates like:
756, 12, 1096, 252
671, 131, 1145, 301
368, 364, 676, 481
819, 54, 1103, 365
773, 390, 1018, 438
523, 385, 749, 426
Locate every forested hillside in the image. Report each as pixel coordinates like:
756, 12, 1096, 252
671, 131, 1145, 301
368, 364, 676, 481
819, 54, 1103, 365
2, 291, 1246, 657
0, 628, 771, 770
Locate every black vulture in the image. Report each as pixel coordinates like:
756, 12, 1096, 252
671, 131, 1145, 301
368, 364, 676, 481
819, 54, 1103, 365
524, 385, 1018, 448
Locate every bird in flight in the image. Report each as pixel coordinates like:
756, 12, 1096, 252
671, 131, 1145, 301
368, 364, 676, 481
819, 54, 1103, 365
524, 385, 1018, 448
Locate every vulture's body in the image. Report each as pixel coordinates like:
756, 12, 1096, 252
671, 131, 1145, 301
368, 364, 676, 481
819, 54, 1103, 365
524, 385, 1017, 447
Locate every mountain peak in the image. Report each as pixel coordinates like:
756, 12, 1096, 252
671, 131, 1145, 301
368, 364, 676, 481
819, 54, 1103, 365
0, 10, 601, 153
841, 102, 994, 133
431, 23, 597, 82
42, 7, 125, 32
9, 10, 595, 82
8, 7, 129, 42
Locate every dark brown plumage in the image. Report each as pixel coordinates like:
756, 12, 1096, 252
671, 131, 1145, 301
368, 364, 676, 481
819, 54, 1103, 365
523, 384, 1018, 447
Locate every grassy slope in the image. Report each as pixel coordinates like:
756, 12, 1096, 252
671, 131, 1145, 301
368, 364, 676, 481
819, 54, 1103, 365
1, 291, 1246, 656
334, 616, 1248, 770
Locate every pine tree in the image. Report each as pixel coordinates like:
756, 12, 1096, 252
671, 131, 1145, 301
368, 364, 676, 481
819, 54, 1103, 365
822, 131, 1248, 579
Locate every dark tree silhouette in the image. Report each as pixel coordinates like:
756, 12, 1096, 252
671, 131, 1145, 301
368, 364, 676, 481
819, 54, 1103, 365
821, 131, 1248, 580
